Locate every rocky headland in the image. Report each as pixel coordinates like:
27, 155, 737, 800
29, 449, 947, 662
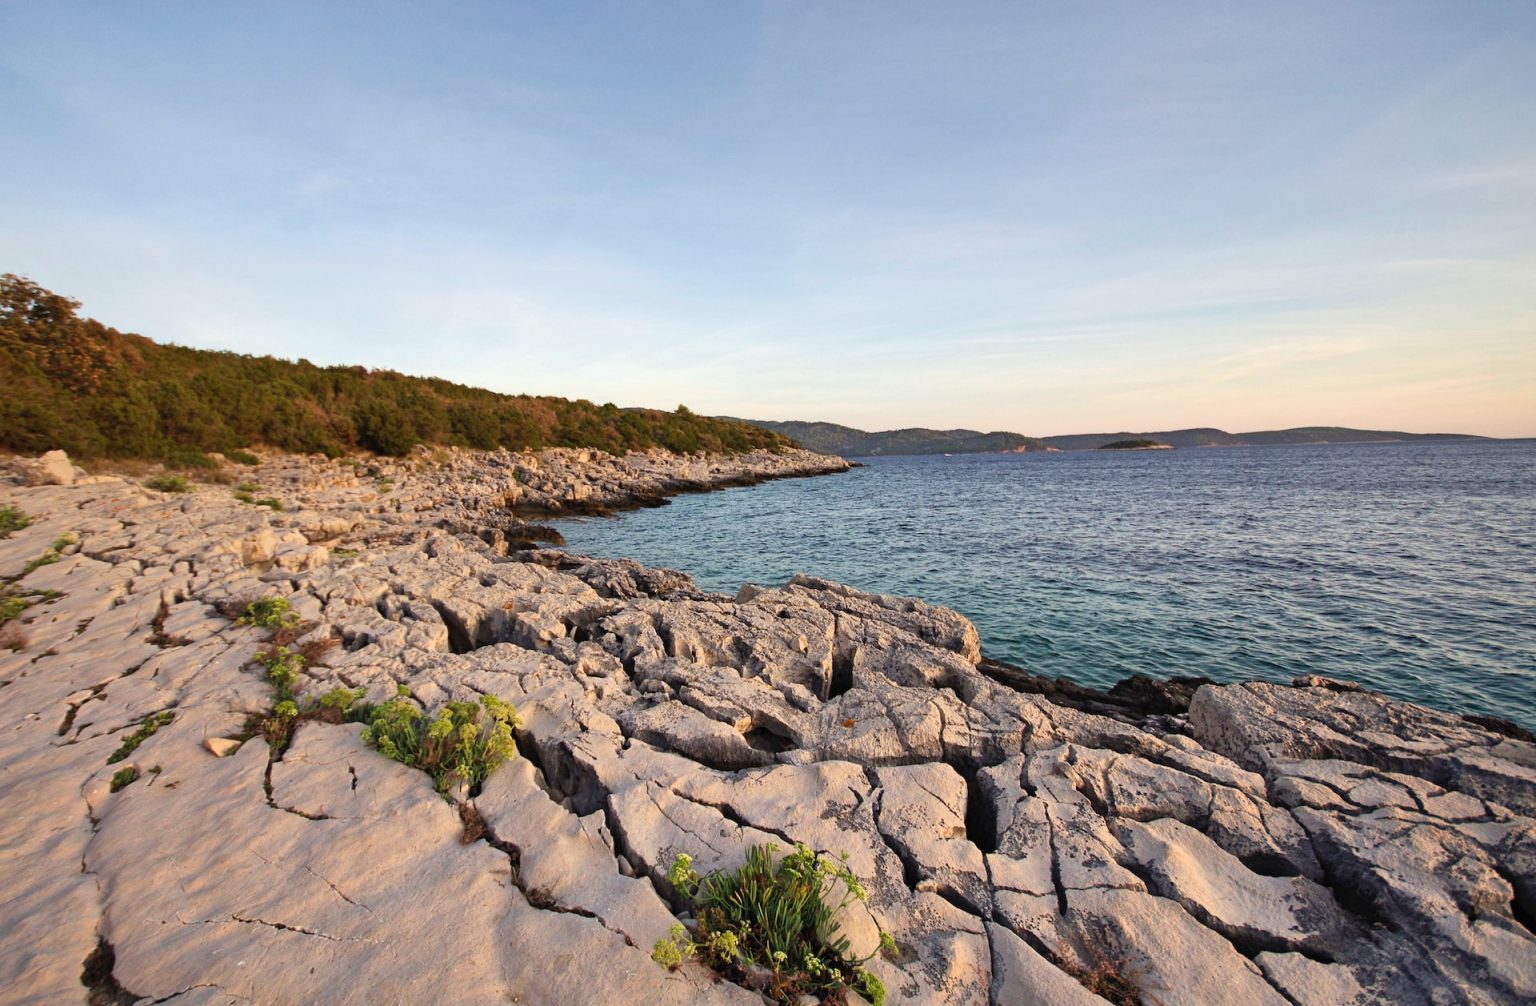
0, 446, 1532, 1005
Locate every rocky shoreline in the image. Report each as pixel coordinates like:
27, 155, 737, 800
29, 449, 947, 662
0, 448, 1531, 1005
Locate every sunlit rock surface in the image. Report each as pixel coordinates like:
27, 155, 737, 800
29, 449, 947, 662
0, 446, 1531, 1005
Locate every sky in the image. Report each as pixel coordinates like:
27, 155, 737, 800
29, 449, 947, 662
2, 2, 1533, 438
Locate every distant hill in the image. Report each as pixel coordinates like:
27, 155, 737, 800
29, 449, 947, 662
1041, 427, 1488, 451
737, 416, 1488, 457
729, 419, 1048, 457
0, 274, 790, 460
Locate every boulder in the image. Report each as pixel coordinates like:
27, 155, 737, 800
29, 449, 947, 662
27, 449, 76, 486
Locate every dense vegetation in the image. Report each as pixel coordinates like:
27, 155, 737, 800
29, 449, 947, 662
0, 274, 790, 461
736, 418, 1048, 456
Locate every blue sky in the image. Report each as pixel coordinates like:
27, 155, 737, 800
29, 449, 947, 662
3, 2, 1533, 437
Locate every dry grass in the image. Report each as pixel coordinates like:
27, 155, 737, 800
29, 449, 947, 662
1054, 928, 1143, 1006
296, 634, 340, 667
0, 622, 27, 651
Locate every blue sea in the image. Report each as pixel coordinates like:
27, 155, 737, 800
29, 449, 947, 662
556, 441, 1536, 732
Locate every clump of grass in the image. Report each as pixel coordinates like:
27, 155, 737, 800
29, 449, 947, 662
0, 504, 30, 539
652, 844, 886, 1006
0, 583, 61, 629
237, 596, 298, 630
247, 638, 366, 755
227, 450, 260, 466
109, 767, 140, 792
332, 547, 359, 559
107, 710, 175, 764
0, 595, 28, 625
360, 691, 518, 798
19, 534, 74, 576
145, 474, 191, 493
252, 497, 284, 511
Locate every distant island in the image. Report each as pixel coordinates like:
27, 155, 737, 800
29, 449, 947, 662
1042, 426, 1487, 451
1099, 439, 1171, 451
725, 419, 1049, 457
737, 418, 1487, 457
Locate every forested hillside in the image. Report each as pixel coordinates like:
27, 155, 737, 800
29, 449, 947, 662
0, 274, 789, 461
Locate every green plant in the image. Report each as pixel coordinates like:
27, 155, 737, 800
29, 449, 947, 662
107, 710, 175, 764
145, 474, 190, 493
0, 595, 28, 625
238, 596, 298, 630
235, 481, 261, 494
164, 446, 217, 469
332, 547, 359, 559
253, 497, 284, 511
257, 646, 304, 696
318, 686, 366, 713
19, 534, 73, 576
361, 694, 518, 797
0, 504, 30, 538
652, 844, 885, 1006
227, 450, 260, 465
109, 767, 139, 792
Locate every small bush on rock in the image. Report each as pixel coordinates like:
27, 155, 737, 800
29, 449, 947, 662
107, 710, 175, 764
238, 596, 298, 630
144, 474, 190, 493
653, 844, 886, 1006
361, 694, 518, 797
0, 595, 28, 625
20, 534, 72, 576
0, 504, 30, 538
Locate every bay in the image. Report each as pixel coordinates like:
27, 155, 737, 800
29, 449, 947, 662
557, 440, 1536, 732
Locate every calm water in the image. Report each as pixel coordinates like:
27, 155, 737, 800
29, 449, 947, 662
557, 441, 1536, 731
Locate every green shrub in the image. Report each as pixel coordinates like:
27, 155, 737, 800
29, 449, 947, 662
253, 497, 284, 511
164, 446, 217, 469
0, 595, 27, 625
238, 596, 298, 630
226, 450, 260, 465
109, 767, 140, 792
361, 694, 518, 797
107, 710, 175, 764
318, 686, 366, 713
0, 504, 30, 538
145, 474, 190, 493
257, 646, 304, 697
653, 844, 885, 1006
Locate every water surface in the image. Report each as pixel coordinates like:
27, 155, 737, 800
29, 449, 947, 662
558, 441, 1536, 731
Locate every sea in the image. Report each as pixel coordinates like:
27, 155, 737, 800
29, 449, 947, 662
556, 440, 1536, 733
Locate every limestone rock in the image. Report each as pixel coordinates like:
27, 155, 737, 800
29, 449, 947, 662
26, 449, 76, 486
203, 736, 244, 757
0, 446, 1529, 1006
